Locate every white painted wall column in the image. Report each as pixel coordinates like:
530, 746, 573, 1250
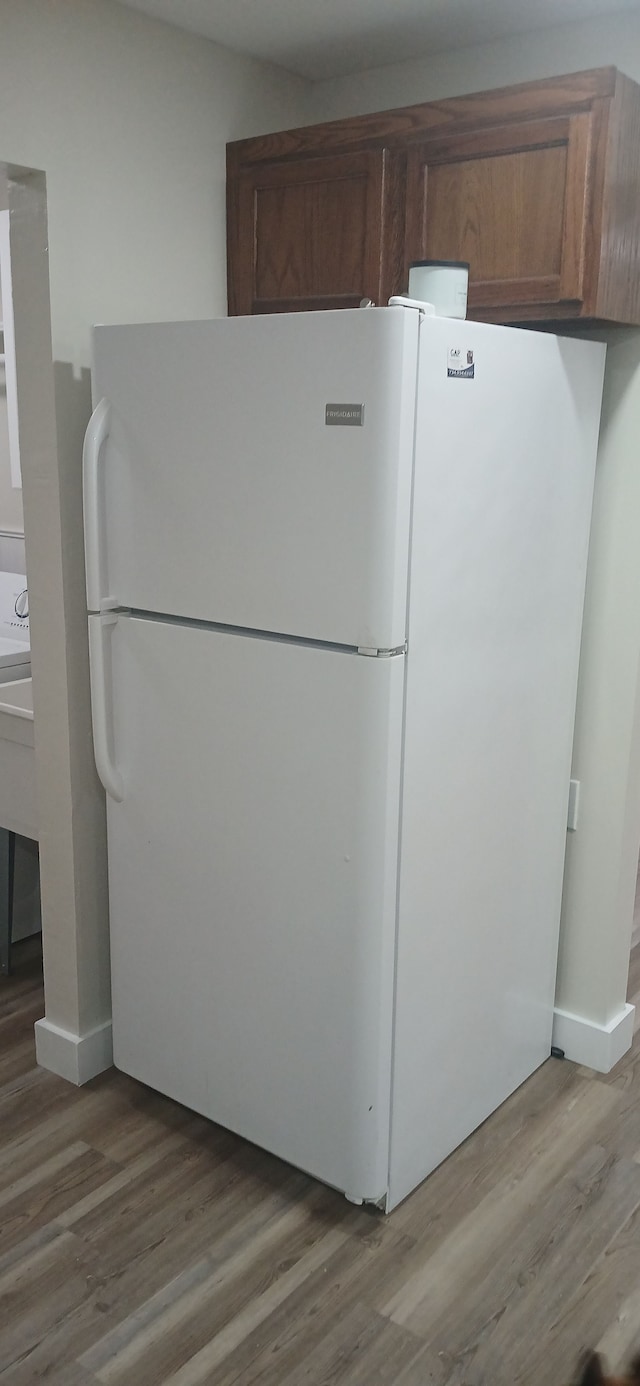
553, 331, 640, 1071
0, 168, 112, 1083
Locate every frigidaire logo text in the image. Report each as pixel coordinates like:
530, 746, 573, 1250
325, 403, 365, 427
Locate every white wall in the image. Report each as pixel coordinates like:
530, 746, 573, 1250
0, 0, 309, 367
0, 282, 23, 534
308, 10, 640, 119
309, 10, 640, 1063
0, 0, 309, 1070
0, 394, 22, 534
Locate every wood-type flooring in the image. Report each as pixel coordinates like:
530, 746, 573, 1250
2, 938, 640, 1384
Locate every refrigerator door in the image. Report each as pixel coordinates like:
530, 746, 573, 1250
101, 612, 404, 1204
389, 316, 605, 1210
89, 308, 419, 649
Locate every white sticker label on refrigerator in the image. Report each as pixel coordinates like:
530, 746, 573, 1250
448, 347, 474, 379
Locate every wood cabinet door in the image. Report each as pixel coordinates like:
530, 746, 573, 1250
405, 113, 596, 315
228, 150, 389, 315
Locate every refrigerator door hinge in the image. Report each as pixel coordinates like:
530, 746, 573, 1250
357, 644, 407, 658
388, 295, 436, 316
99, 608, 120, 629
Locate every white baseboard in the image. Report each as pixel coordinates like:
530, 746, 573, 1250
552, 1002, 635, 1073
34, 1017, 113, 1086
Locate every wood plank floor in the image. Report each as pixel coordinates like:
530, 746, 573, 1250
3, 943, 640, 1385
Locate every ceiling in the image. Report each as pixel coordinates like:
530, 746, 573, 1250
118, 0, 640, 80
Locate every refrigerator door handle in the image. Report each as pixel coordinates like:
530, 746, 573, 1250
88, 612, 124, 802
83, 397, 117, 613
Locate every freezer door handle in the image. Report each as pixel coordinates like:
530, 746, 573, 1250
88, 613, 124, 802
83, 397, 117, 613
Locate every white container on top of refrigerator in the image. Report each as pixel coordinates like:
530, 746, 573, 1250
84, 306, 605, 1211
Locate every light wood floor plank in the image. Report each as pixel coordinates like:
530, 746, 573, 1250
415, 1144, 640, 1384
79, 1181, 338, 1384
160, 1225, 352, 1386
382, 1076, 621, 1330
3, 938, 640, 1385
275, 1302, 425, 1385
509, 1202, 640, 1385
192, 1228, 416, 1386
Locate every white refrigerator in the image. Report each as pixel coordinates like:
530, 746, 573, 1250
84, 305, 605, 1212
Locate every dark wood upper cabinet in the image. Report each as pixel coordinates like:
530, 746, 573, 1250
227, 67, 640, 326
405, 113, 595, 316
229, 149, 391, 314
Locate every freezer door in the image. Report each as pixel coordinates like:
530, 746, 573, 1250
90, 308, 418, 649
104, 614, 404, 1203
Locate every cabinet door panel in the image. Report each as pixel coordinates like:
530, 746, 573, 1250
406, 114, 592, 311
230, 150, 387, 315
426, 145, 567, 280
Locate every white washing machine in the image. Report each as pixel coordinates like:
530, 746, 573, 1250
0, 571, 29, 682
